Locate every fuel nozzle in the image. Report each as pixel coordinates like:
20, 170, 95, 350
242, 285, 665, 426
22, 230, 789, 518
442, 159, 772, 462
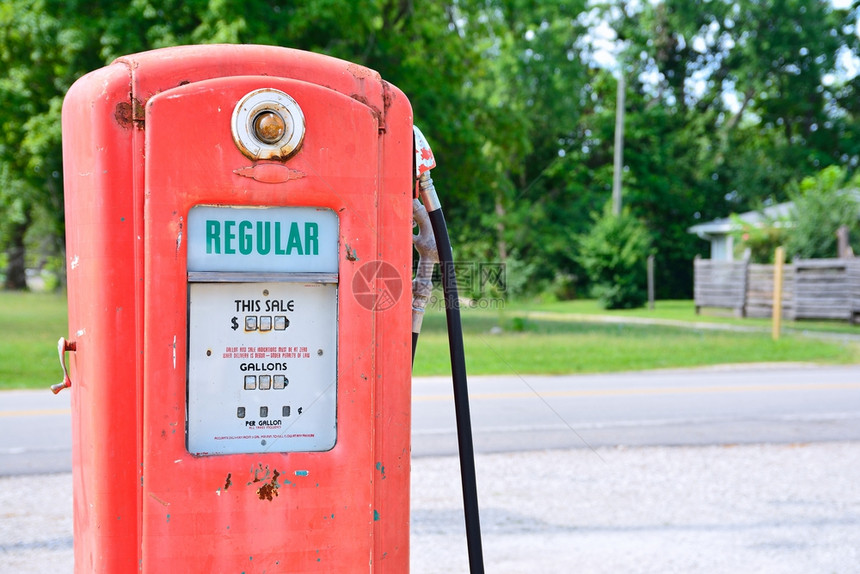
410, 124, 485, 573
413, 126, 440, 212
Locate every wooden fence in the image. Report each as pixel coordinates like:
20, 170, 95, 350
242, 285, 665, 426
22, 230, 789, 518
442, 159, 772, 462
694, 256, 860, 323
693, 256, 748, 316
746, 263, 795, 319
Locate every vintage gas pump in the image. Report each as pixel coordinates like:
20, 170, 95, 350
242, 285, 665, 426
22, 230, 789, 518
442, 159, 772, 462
59, 45, 414, 572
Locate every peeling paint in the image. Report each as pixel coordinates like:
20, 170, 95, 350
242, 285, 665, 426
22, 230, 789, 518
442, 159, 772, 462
253, 465, 280, 501
295, 470, 309, 477
373, 510, 380, 521
345, 245, 358, 261
234, 163, 306, 184
349, 93, 384, 126
148, 493, 170, 507
224, 473, 232, 491
346, 62, 381, 82
70, 255, 80, 269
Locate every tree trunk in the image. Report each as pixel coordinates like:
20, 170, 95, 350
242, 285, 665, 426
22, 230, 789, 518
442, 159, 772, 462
4, 219, 28, 290
495, 192, 508, 262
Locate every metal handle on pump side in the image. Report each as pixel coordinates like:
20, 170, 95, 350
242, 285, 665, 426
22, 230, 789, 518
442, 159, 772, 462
51, 337, 76, 394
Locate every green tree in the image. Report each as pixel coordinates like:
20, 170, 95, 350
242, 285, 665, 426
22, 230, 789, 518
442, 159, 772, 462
1, 3, 74, 287
449, 0, 593, 291
588, 0, 860, 297
5, 0, 860, 302
0, 0, 487, 288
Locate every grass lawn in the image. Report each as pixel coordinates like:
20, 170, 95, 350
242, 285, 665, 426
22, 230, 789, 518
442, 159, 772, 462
509, 298, 860, 335
2, 291, 859, 389
0, 291, 69, 390
411, 304, 860, 376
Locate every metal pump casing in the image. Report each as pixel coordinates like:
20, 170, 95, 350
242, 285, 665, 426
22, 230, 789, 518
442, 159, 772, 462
61, 45, 413, 573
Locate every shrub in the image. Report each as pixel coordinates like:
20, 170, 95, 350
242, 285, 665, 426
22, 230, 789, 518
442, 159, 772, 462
730, 211, 789, 264
786, 166, 860, 260
576, 203, 653, 309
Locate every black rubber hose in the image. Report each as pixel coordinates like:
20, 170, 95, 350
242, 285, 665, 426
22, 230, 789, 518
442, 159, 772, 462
427, 206, 485, 574
412, 331, 419, 366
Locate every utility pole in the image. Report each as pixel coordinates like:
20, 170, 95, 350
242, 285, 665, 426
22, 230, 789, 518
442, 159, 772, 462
612, 71, 625, 216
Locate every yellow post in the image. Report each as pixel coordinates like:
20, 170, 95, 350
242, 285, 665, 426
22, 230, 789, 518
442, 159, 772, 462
772, 246, 785, 340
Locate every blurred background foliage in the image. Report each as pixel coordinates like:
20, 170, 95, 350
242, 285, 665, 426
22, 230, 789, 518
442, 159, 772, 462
2, 0, 859, 301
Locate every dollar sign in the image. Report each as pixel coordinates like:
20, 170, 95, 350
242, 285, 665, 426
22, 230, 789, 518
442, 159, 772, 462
231, 317, 239, 331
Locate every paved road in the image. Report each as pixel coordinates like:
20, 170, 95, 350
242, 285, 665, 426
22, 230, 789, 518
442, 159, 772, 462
413, 363, 860, 455
0, 389, 71, 476
2, 363, 859, 475
2, 364, 859, 573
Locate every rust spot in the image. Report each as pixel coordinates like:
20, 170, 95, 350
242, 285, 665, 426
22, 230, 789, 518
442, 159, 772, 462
350, 93, 383, 127
381, 80, 395, 113
349, 93, 370, 107
380, 80, 396, 133
252, 463, 266, 482
345, 245, 358, 262
133, 97, 145, 123
256, 469, 280, 501
224, 473, 232, 491
115, 101, 133, 129
114, 97, 146, 129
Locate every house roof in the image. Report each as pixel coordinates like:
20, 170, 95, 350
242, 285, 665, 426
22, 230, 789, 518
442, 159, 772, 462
687, 202, 794, 237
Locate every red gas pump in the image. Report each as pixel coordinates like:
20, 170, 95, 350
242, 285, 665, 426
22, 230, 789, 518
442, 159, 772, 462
60, 45, 414, 572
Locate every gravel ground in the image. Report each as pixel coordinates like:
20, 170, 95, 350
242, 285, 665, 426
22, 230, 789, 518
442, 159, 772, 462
2, 442, 859, 573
